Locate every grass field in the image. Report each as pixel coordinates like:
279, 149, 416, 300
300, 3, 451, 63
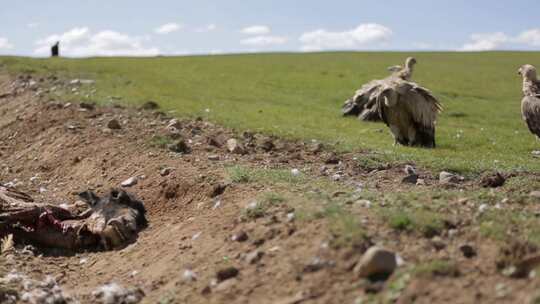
2, 52, 540, 173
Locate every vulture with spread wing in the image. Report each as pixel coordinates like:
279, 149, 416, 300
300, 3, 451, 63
342, 57, 418, 121
376, 78, 442, 148
518, 64, 540, 139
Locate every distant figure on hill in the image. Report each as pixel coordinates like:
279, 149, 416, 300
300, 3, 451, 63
51, 41, 60, 57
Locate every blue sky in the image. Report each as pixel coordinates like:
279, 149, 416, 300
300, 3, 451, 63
1, 0, 539, 56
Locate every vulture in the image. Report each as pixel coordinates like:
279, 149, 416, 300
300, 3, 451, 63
387, 57, 417, 81
342, 57, 418, 121
518, 64, 540, 138
376, 78, 442, 148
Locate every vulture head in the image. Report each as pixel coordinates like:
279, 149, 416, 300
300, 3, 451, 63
405, 57, 417, 69
518, 64, 537, 81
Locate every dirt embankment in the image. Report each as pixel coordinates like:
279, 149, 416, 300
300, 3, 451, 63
1, 73, 540, 304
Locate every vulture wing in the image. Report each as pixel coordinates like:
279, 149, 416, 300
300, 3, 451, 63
387, 65, 403, 72
375, 80, 441, 148
522, 96, 540, 138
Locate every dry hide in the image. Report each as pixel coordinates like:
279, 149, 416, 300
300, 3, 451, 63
0, 185, 147, 252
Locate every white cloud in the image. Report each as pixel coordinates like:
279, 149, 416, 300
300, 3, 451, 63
241, 25, 271, 35
0, 37, 14, 49
459, 28, 540, 51
299, 23, 392, 51
34, 27, 159, 57
195, 24, 217, 33
155, 22, 182, 34
27, 23, 39, 28
515, 29, 540, 46
240, 35, 287, 46
459, 32, 508, 51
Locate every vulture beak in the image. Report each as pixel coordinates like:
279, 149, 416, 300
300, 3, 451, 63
518, 68, 523, 76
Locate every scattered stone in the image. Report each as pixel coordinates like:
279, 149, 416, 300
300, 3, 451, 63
530, 191, 540, 199
354, 247, 397, 278
259, 138, 275, 152
404, 165, 416, 175
207, 154, 220, 161
209, 183, 228, 198
231, 231, 248, 242
503, 254, 540, 278
107, 119, 122, 130
291, 169, 300, 176
431, 236, 447, 251
416, 178, 426, 186
79, 102, 95, 110
182, 269, 197, 282
140, 101, 159, 110
214, 278, 238, 292
310, 142, 324, 153
303, 257, 329, 273
208, 134, 227, 148
168, 140, 190, 153
160, 167, 173, 176
93, 282, 144, 304
439, 171, 462, 184
401, 174, 419, 184
216, 267, 239, 282
480, 172, 506, 188
226, 138, 245, 154
325, 153, 340, 165
166, 119, 182, 131
245, 250, 264, 264
459, 244, 477, 258
121, 177, 138, 187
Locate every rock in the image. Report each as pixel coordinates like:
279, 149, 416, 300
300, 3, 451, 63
231, 231, 248, 242
160, 167, 173, 176
459, 244, 477, 258
208, 134, 227, 148
121, 177, 138, 187
182, 269, 197, 282
291, 169, 301, 176
245, 250, 264, 264
416, 178, 426, 186
167, 119, 182, 131
530, 191, 540, 199
259, 138, 275, 152
353, 247, 397, 278
214, 278, 238, 292
325, 153, 340, 165
480, 172, 506, 188
404, 165, 416, 175
79, 102, 95, 110
216, 267, 239, 282
208, 154, 220, 161
140, 101, 159, 110
431, 236, 446, 251
93, 283, 144, 304
439, 171, 462, 184
107, 119, 122, 130
303, 257, 328, 273
401, 174, 419, 184
168, 140, 190, 153
226, 139, 245, 154
310, 142, 323, 153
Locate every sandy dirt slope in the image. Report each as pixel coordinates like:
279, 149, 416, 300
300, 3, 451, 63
1, 73, 540, 304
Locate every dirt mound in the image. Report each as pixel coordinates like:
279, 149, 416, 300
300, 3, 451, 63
1, 73, 540, 303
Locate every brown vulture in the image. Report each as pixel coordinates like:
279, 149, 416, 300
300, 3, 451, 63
518, 64, 540, 139
376, 78, 442, 148
342, 57, 417, 121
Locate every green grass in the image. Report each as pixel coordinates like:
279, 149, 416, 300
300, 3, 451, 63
2, 52, 540, 172
227, 165, 306, 184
